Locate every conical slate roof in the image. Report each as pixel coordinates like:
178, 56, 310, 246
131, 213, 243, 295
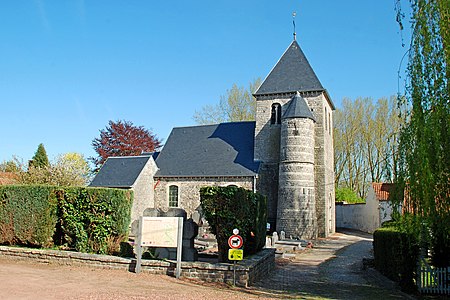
254, 40, 324, 95
282, 92, 316, 121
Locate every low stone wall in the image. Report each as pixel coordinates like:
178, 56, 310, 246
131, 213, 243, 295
0, 246, 275, 287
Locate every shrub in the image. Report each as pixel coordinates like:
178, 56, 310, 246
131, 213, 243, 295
373, 226, 419, 292
54, 187, 133, 254
200, 186, 267, 262
335, 187, 365, 204
0, 185, 57, 247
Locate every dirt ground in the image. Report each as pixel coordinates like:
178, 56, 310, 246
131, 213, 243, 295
0, 258, 271, 300
0, 230, 414, 300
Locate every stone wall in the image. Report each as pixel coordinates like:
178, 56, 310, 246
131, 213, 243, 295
153, 177, 254, 217
335, 186, 398, 233
255, 163, 279, 226
129, 157, 158, 236
254, 93, 294, 227
335, 202, 380, 233
0, 246, 275, 287
305, 92, 335, 237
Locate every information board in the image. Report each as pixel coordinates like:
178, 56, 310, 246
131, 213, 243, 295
140, 217, 179, 247
135, 216, 183, 278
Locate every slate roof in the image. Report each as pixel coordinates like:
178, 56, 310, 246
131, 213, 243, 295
155, 122, 260, 177
90, 155, 152, 188
254, 40, 324, 95
282, 92, 316, 121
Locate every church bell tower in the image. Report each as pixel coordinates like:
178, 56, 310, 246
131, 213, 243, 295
253, 39, 336, 239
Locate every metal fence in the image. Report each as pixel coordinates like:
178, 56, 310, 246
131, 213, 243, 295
417, 258, 450, 295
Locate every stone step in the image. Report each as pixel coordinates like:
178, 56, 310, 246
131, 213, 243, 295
275, 240, 302, 248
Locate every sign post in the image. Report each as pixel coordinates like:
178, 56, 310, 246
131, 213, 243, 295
135, 216, 183, 279
228, 228, 243, 286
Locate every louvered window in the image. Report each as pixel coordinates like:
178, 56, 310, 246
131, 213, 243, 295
271, 103, 281, 125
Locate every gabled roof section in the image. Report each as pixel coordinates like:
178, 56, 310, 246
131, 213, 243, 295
155, 122, 260, 177
254, 40, 324, 96
90, 155, 152, 188
282, 92, 316, 121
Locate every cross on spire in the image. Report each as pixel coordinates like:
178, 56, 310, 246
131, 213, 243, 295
292, 11, 297, 41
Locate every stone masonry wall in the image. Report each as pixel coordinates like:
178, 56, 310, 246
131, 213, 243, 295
129, 157, 158, 236
153, 177, 254, 218
0, 246, 275, 287
254, 93, 295, 227
305, 92, 335, 237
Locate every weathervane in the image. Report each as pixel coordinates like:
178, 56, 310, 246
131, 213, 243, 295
292, 11, 297, 41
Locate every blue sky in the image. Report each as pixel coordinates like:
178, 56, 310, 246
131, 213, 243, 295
0, 1, 411, 164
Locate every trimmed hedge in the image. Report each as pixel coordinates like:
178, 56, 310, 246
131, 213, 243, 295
373, 226, 419, 292
0, 185, 57, 247
0, 185, 133, 255
200, 186, 267, 263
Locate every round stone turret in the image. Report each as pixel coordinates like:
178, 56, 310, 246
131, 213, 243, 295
277, 92, 317, 239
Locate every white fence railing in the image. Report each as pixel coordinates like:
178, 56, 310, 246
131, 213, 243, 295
417, 259, 450, 295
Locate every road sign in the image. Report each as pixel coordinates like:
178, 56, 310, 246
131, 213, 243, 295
228, 249, 243, 261
228, 234, 243, 249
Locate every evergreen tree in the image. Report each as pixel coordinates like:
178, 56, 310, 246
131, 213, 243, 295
30, 143, 49, 168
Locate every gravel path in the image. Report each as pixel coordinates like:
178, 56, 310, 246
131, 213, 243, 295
252, 230, 416, 299
0, 258, 269, 300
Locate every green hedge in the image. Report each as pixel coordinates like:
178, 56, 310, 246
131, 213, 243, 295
373, 226, 419, 292
0, 185, 57, 247
0, 185, 133, 254
200, 186, 267, 262
54, 187, 133, 254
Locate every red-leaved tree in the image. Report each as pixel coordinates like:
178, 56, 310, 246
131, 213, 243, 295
91, 120, 162, 168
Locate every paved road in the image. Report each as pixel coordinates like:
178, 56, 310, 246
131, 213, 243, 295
253, 230, 415, 299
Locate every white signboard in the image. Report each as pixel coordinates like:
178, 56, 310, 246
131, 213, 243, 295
140, 217, 179, 247
135, 216, 183, 279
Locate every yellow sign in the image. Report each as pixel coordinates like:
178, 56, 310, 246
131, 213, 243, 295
228, 249, 243, 261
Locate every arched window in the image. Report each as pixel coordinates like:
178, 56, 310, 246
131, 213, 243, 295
271, 103, 281, 125
168, 185, 179, 207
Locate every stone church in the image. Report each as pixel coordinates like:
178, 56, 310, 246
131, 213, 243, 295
90, 38, 335, 240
